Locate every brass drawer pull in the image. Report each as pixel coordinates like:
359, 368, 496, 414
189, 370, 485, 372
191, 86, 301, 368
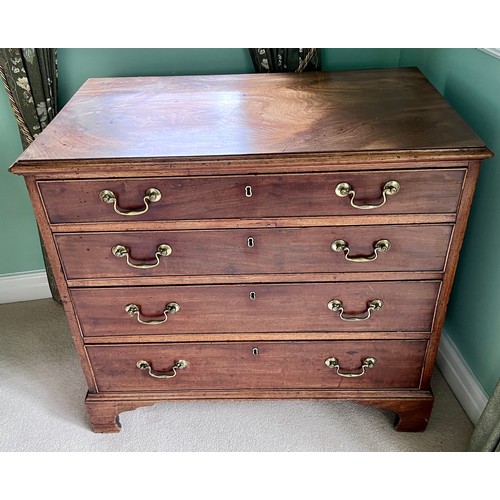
136, 359, 187, 379
125, 302, 180, 325
324, 356, 376, 378
331, 239, 391, 262
112, 244, 172, 269
99, 187, 162, 216
335, 181, 400, 210
327, 299, 383, 321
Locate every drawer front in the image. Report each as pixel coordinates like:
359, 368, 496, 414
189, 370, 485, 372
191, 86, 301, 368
56, 224, 453, 280
39, 169, 465, 224
86, 340, 427, 392
72, 281, 440, 337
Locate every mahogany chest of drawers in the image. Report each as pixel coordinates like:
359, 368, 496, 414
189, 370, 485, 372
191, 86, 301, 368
11, 68, 492, 432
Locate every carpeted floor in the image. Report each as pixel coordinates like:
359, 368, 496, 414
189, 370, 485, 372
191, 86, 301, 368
0, 298, 474, 452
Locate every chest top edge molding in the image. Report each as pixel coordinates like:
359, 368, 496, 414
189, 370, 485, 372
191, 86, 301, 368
10, 68, 492, 170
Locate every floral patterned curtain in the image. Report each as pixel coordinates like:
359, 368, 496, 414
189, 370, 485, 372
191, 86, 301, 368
0, 48, 60, 302
0, 48, 58, 149
249, 48, 321, 73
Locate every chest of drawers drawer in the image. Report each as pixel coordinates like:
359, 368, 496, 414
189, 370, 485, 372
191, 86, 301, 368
86, 340, 428, 392
38, 169, 465, 224
55, 224, 453, 279
70, 281, 440, 337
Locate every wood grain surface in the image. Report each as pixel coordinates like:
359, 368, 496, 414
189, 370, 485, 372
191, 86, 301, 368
86, 340, 427, 392
55, 224, 453, 280
14, 69, 489, 163
71, 281, 440, 337
38, 169, 465, 224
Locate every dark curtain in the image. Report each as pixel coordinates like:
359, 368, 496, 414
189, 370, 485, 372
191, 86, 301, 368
249, 48, 321, 73
469, 378, 500, 452
0, 48, 61, 303
0, 48, 58, 147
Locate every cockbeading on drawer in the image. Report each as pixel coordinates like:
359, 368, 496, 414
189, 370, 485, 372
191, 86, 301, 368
71, 281, 441, 338
38, 169, 466, 224
55, 224, 454, 280
86, 340, 427, 392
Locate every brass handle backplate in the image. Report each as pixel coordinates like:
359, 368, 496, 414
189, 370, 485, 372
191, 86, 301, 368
327, 299, 383, 322
112, 244, 172, 269
136, 359, 187, 379
99, 187, 162, 216
325, 356, 376, 378
335, 181, 400, 210
331, 239, 391, 262
125, 302, 180, 325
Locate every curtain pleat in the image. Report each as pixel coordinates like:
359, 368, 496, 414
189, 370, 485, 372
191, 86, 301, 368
469, 378, 500, 452
0, 48, 58, 148
0, 48, 60, 303
249, 48, 321, 73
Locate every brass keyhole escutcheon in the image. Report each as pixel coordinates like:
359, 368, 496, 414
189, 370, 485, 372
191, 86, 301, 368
245, 185, 253, 197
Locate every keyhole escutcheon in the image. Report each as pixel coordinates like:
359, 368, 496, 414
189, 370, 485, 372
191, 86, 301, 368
245, 185, 253, 197
247, 237, 255, 248
252, 347, 259, 356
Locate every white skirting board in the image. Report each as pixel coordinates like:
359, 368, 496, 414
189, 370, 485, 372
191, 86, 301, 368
436, 330, 489, 425
0, 270, 51, 304
0, 270, 489, 424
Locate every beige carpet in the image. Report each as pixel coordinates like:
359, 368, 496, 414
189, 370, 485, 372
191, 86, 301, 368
0, 298, 473, 452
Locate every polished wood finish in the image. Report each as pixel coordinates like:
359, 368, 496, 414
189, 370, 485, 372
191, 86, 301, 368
15, 69, 488, 162
10, 69, 492, 434
420, 160, 484, 389
86, 340, 427, 392
84, 391, 435, 434
39, 169, 465, 223
50, 213, 457, 233
71, 281, 440, 337
85, 398, 155, 433
365, 397, 434, 432
55, 224, 453, 279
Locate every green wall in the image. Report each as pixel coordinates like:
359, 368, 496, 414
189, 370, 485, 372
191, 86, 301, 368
2, 47, 498, 395
0, 77, 44, 274
322, 48, 400, 70
400, 49, 500, 396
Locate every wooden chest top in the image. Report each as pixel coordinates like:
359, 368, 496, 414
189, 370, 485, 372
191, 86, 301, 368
12, 67, 491, 168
